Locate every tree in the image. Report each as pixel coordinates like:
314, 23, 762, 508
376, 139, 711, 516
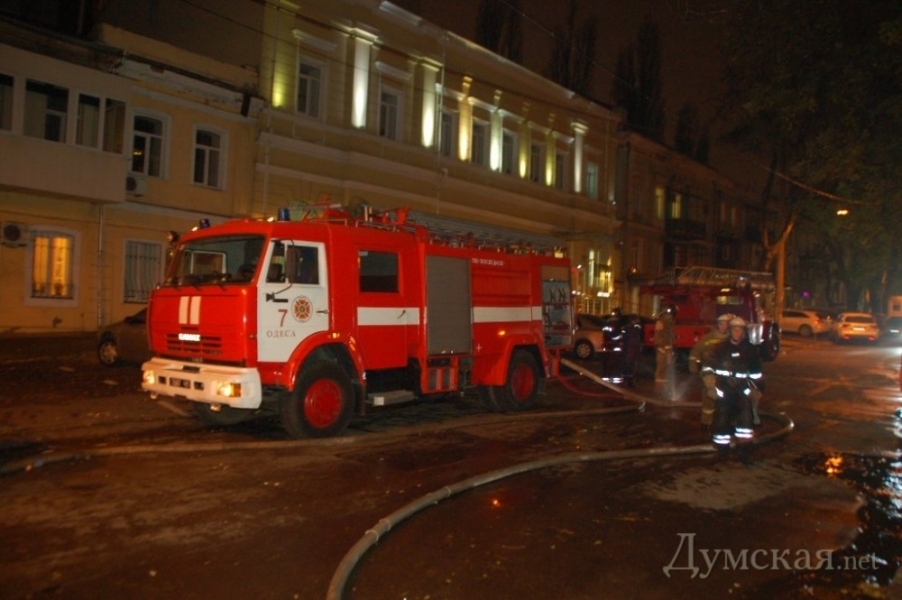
611, 16, 666, 141
476, 0, 523, 63
719, 0, 902, 310
546, 0, 597, 97
674, 101, 709, 163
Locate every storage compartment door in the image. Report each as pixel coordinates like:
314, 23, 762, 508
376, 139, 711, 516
426, 255, 472, 354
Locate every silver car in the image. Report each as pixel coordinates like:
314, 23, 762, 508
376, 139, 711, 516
97, 308, 151, 366
781, 309, 831, 337
831, 312, 879, 344
573, 313, 608, 360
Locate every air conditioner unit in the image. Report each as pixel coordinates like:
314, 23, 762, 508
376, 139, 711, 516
1, 221, 30, 247
126, 174, 148, 196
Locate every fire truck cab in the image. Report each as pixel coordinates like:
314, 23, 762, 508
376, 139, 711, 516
141, 205, 573, 438
635, 266, 781, 362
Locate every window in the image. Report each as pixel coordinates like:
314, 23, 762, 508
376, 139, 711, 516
24, 80, 68, 142
379, 89, 400, 140
75, 94, 125, 152
554, 152, 566, 190
670, 191, 683, 219
655, 185, 666, 220
586, 163, 599, 200
32, 231, 74, 299
529, 143, 543, 183
124, 241, 163, 303
440, 110, 455, 157
502, 131, 515, 175
76, 94, 101, 148
471, 121, 487, 166
132, 115, 164, 177
359, 250, 398, 293
103, 99, 125, 153
0, 73, 12, 131
193, 128, 222, 188
283, 245, 319, 284
297, 61, 322, 118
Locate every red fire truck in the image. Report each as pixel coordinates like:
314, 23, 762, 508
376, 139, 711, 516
635, 266, 781, 361
141, 204, 573, 438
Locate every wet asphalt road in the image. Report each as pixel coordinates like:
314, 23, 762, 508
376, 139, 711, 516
1, 335, 902, 599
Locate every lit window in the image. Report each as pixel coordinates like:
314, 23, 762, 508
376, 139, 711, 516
379, 90, 400, 140
131, 115, 164, 177
124, 241, 163, 303
25, 80, 68, 142
193, 128, 222, 188
32, 231, 74, 299
297, 61, 322, 118
1, 73, 14, 131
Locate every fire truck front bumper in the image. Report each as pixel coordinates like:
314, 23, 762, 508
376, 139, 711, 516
141, 357, 263, 409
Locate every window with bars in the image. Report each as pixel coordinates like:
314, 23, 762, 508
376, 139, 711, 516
193, 128, 222, 188
124, 241, 163, 303
32, 231, 74, 299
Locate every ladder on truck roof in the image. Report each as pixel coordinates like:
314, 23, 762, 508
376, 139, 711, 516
408, 210, 568, 257
297, 198, 568, 256
636, 265, 776, 291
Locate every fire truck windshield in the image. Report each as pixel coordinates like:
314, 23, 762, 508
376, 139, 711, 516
164, 235, 265, 286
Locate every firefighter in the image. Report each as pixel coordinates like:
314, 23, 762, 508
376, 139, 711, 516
603, 308, 626, 380
708, 316, 763, 462
689, 313, 734, 429
621, 313, 644, 388
654, 304, 676, 387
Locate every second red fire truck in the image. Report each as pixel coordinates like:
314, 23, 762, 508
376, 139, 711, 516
141, 204, 573, 438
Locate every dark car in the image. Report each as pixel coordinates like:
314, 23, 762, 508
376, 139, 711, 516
97, 308, 151, 366
882, 316, 902, 342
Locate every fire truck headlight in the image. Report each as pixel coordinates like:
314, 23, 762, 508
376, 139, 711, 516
216, 382, 242, 398
143, 371, 156, 385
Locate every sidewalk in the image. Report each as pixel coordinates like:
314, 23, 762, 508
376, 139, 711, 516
0, 331, 96, 362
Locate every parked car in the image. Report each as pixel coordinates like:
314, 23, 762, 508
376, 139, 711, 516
882, 316, 902, 341
97, 308, 151, 366
831, 312, 879, 344
780, 309, 831, 337
573, 313, 608, 360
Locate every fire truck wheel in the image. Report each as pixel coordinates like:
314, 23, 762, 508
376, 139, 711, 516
497, 350, 541, 412
573, 339, 594, 360
478, 385, 504, 412
97, 338, 121, 367
192, 402, 253, 427
281, 362, 353, 438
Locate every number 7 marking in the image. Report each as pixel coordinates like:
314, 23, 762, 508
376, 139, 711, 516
278, 309, 288, 327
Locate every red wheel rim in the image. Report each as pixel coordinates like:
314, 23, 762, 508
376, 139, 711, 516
510, 363, 536, 403
304, 378, 343, 428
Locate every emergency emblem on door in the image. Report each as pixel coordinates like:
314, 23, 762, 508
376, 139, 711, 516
292, 296, 312, 322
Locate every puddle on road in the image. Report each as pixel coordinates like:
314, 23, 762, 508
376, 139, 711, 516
788, 451, 902, 591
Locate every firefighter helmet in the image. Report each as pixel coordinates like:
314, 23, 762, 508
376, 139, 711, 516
717, 313, 734, 323
729, 316, 748, 328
